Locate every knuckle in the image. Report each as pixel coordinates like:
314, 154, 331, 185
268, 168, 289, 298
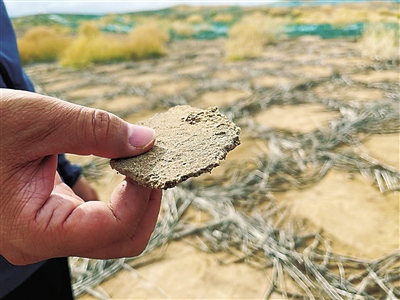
91, 109, 112, 146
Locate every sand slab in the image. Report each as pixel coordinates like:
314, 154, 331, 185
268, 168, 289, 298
111, 106, 241, 189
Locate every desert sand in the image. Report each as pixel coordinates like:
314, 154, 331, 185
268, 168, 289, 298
25, 35, 399, 299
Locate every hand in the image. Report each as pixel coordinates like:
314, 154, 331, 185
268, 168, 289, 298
0, 89, 162, 265
72, 176, 99, 201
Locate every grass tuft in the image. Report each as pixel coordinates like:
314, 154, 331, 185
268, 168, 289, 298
293, 4, 399, 25
60, 22, 168, 68
225, 13, 288, 61
358, 23, 399, 62
60, 22, 126, 68
171, 21, 195, 38
126, 23, 169, 60
213, 13, 234, 23
186, 14, 204, 24
17, 26, 72, 64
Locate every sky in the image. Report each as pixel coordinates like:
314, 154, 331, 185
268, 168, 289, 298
4, 0, 269, 18
4, 0, 390, 18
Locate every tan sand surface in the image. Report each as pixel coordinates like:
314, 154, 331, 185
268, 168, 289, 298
77, 242, 270, 300
275, 170, 399, 260
119, 73, 170, 86
213, 70, 244, 81
290, 65, 332, 78
312, 85, 385, 102
177, 64, 208, 75
196, 89, 250, 108
253, 75, 295, 89
89, 95, 145, 113
44, 78, 87, 93
66, 85, 120, 99
152, 80, 193, 95
349, 70, 400, 84
254, 103, 341, 133
362, 134, 400, 170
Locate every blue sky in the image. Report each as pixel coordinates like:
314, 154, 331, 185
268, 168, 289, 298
4, 1, 267, 17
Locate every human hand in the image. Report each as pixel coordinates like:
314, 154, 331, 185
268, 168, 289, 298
0, 88, 162, 265
72, 176, 99, 201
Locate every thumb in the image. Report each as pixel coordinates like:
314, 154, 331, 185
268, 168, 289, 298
1, 89, 156, 160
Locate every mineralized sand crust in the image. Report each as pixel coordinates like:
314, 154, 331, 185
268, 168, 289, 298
110, 105, 241, 189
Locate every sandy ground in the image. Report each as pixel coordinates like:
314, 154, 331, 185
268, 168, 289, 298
25, 36, 399, 299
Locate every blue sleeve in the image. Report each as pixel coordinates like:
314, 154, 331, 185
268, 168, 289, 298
0, 0, 34, 91
0, 2, 46, 294
57, 154, 83, 188
1, 1, 83, 187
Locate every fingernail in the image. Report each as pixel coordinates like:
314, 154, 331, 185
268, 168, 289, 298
128, 124, 156, 148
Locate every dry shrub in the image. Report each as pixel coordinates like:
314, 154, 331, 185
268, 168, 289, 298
331, 7, 369, 25
98, 14, 117, 26
60, 22, 126, 68
226, 13, 287, 61
358, 23, 399, 62
213, 13, 234, 23
17, 26, 72, 64
294, 5, 398, 25
126, 23, 169, 60
269, 7, 291, 17
78, 22, 101, 38
60, 35, 127, 68
171, 21, 194, 37
378, 7, 392, 16
186, 14, 204, 24
61, 22, 168, 68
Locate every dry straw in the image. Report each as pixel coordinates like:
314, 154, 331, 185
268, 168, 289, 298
59, 22, 168, 68
17, 26, 72, 64
358, 23, 400, 63
226, 13, 288, 61
71, 76, 400, 299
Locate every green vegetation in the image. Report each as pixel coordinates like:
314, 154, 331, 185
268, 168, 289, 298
12, 2, 399, 66
12, 2, 398, 34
